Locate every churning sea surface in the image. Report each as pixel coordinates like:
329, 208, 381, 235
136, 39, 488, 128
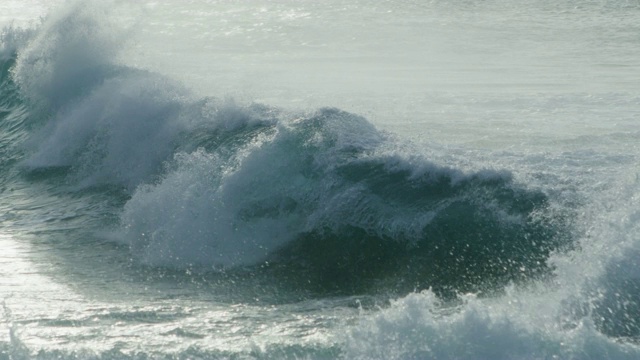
1, 0, 640, 359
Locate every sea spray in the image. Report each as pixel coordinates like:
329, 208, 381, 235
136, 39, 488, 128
11, 0, 136, 111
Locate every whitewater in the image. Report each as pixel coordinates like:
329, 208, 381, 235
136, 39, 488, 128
1, 0, 640, 359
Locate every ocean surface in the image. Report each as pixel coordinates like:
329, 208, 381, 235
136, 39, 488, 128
1, 0, 640, 359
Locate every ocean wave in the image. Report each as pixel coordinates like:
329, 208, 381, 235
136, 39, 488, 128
118, 106, 570, 296
4, 1, 640, 357
2, 1, 572, 298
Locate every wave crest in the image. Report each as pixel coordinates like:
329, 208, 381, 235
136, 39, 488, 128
120, 108, 569, 296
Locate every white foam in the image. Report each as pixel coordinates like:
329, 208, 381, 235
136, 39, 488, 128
344, 289, 640, 360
